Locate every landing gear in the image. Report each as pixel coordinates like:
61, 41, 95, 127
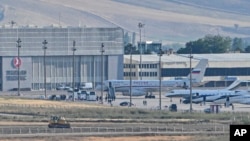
145, 92, 155, 99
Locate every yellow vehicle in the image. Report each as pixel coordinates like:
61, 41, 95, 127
48, 116, 71, 128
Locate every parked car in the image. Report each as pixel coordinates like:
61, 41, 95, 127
169, 104, 177, 112
56, 85, 65, 90
120, 101, 134, 106
67, 87, 73, 92
39, 95, 45, 99
145, 95, 155, 99
204, 108, 211, 113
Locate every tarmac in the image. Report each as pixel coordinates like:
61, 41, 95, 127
102, 93, 250, 113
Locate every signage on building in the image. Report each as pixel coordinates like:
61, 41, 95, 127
6, 70, 27, 81
13, 57, 22, 68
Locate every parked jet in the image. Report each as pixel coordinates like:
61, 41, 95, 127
96, 59, 208, 97
214, 93, 250, 105
165, 79, 250, 104
165, 88, 248, 104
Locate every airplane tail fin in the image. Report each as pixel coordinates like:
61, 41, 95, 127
187, 59, 208, 83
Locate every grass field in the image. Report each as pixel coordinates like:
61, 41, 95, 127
0, 96, 236, 141
0, 96, 249, 124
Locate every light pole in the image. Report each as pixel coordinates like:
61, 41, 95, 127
189, 46, 193, 113
158, 45, 163, 110
129, 44, 133, 107
72, 40, 76, 102
138, 22, 144, 80
101, 43, 105, 104
16, 38, 21, 96
42, 40, 48, 99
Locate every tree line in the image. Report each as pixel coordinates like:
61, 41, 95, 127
124, 35, 250, 54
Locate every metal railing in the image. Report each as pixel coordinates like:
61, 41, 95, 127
0, 125, 229, 137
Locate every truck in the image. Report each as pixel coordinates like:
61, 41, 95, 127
80, 82, 93, 90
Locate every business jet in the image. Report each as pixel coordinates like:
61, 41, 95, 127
165, 88, 248, 104
96, 59, 208, 97
214, 94, 250, 105
165, 79, 250, 104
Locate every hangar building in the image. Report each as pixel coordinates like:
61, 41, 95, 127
0, 26, 124, 91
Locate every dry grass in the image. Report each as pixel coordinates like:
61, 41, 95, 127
0, 97, 102, 108
44, 0, 250, 27
0, 96, 230, 141
0, 135, 229, 141
0, 136, 193, 141
2, 0, 250, 45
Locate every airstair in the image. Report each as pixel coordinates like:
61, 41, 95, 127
108, 86, 115, 101
225, 80, 242, 90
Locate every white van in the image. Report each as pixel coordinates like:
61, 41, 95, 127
78, 90, 87, 100
86, 91, 96, 101
80, 82, 93, 90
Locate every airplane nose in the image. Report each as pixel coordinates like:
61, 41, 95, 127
95, 84, 108, 91
165, 93, 173, 97
95, 85, 102, 91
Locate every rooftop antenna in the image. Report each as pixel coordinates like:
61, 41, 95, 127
9, 20, 16, 27
143, 21, 146, 41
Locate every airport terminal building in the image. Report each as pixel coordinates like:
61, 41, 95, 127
0, 26, 124, 91
124, 53, 250, 87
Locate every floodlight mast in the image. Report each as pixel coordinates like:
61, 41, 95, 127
72, 40, 76, 102
189, 46, 193, 113
16, 38, 21, 96
158, 45, 163, 110
42, 40, 48, 99
138, 22, 145, 80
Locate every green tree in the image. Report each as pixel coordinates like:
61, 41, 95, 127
232, 37, 243, 52
245, 45, 250, 53
177, 35, 231, 54
124, 43, 137, 54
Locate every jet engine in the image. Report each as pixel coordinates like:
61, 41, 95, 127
122, 89, 147, 96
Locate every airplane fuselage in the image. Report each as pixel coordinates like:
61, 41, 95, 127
105, 80, 188, 92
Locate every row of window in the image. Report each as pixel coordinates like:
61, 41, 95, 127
124, 72, 136, 77
124, 67, 250, 77
139, 72, 157, 77
124, 64, 136, 68
139, 64, 158, 69
161, 67, 250, 77
124, 64, 158, 69
124, 72, 158, 77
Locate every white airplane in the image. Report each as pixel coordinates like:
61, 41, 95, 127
165, 88, 248, 104
165, 79, 250, 104
96, 59, 208, 97
214, 94, 250, 105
